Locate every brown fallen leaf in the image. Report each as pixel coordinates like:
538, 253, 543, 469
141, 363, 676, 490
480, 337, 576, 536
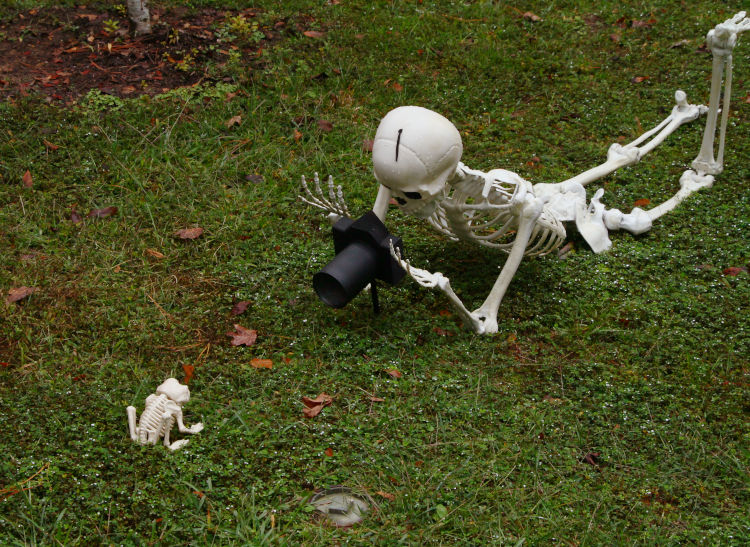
362, 139, 374, 152
324, 447, 334, 457
376, 490, 395, 501
226, 115, 242, 128
6, 286, 36, 304
433, 327, 454, 336
386, 369, 402, 378
391, 82, 403, 92
70, 209, 82, 224
22, 170, 33, 188
581, 452, 600, 466
438, 309, 452, 317
250, 358, 273, 369
634, 198, 651, 207
303, 30, 325, 39
145, 248, 165, 259
723, 266, 747, 276
293, 129, 303, 141
631, 76, 650, 84
174, 227, 204, 240
87, 206, 118, 218
182, 364, 195, 384
609, 33, 621, 43
369, 396, 385, 402
522, 11, 542, 22
231, 300, 252, 316
302, 392, 333, 418
631, 17, 657, 28
227, 324, 258, 346
317, 119, 333, 132
43, 139, 60, 151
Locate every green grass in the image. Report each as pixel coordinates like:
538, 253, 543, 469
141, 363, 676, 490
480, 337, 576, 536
1, 0, 749, 544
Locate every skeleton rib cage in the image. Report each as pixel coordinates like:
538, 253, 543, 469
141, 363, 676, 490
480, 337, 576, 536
427, 165, 566, 257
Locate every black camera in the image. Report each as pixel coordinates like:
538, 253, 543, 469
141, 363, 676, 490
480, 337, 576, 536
313, 211, 406, 312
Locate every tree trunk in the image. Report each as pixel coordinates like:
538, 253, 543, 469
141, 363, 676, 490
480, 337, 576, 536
127, 0, 152, 35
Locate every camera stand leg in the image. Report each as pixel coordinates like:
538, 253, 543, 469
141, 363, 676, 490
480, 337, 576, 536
370, 281, 380, 315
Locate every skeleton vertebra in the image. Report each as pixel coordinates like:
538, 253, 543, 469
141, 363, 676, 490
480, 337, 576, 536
301, 13, 749, 334
126, 378, 203, 450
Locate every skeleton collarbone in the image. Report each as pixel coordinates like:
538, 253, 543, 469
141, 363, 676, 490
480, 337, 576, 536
427, 162, 566, 256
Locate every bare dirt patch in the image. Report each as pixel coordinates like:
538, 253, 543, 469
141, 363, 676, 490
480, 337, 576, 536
0, 6, 289, 103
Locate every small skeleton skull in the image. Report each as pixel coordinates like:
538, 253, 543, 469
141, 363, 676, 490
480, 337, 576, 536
126, 378, 203, 450
372, 106, 463, 219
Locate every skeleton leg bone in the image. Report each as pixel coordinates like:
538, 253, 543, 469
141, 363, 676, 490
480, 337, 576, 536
692, 12, 749, 175
554, 91, 706, 191
126, 406, 138, 441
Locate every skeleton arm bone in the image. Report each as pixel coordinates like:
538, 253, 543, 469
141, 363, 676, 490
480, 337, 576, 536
470, 196, 544, 334
389, 241, 483, 332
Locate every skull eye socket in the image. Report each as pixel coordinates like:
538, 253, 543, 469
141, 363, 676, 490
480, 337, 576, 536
403, 191, 422, 200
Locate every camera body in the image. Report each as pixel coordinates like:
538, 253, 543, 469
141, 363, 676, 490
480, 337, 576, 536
313, 212, 405, 309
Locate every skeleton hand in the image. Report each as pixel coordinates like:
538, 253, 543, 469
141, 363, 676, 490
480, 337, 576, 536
300, 172, 351, 224
187, 422, 204, 434
389, 241, 449, 289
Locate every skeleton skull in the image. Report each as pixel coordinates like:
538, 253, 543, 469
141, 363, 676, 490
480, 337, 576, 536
372, 106, 462, 218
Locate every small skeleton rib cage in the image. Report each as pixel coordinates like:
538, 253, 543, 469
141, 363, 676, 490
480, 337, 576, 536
126, 378, 204, 450
301, 13, 749, 335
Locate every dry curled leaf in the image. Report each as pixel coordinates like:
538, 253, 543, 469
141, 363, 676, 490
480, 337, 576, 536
227, 324, 258, 346
634, 198, 651, 207
303, 30, 325, 39
581, 452, 601, 466
22, 170, 33, 188
293, 129, 303, 141
87, 206, 118, 218
43, 139, 60, 151
302, 393, 333, 418
317, 119, 333, 132
376, 490, 395, 501
250, 358, 273, 369
386, 369, 402, 378
391, 82, 403, 92
231, 300, 252, 316
182, 364, 194, 384
6, 286, 36, 303
225, 115, 241, 128
145, 248, 165, 259
723, 266, 747, 276
369, 396, 385, 402
522, 11, 542, 22
433, 327, 454, 336
174, 227, 204, 240
631, 76, 650, 84
362, 139, 374, 152
324, 447, 334, 457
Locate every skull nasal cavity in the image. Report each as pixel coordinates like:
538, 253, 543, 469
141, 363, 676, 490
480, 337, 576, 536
395, 197, 407, 205
404, 191, 422, 199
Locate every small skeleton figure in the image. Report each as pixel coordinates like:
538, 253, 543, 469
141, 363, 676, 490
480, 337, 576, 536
126, 378, 204, 450
302, 13, 749, 334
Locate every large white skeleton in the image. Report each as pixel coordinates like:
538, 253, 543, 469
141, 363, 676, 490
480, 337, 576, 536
126, 378, 203, 450
302, 13, 749, 334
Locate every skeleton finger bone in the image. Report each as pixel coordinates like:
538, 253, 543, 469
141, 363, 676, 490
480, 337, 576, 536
300, 173, 351, 223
